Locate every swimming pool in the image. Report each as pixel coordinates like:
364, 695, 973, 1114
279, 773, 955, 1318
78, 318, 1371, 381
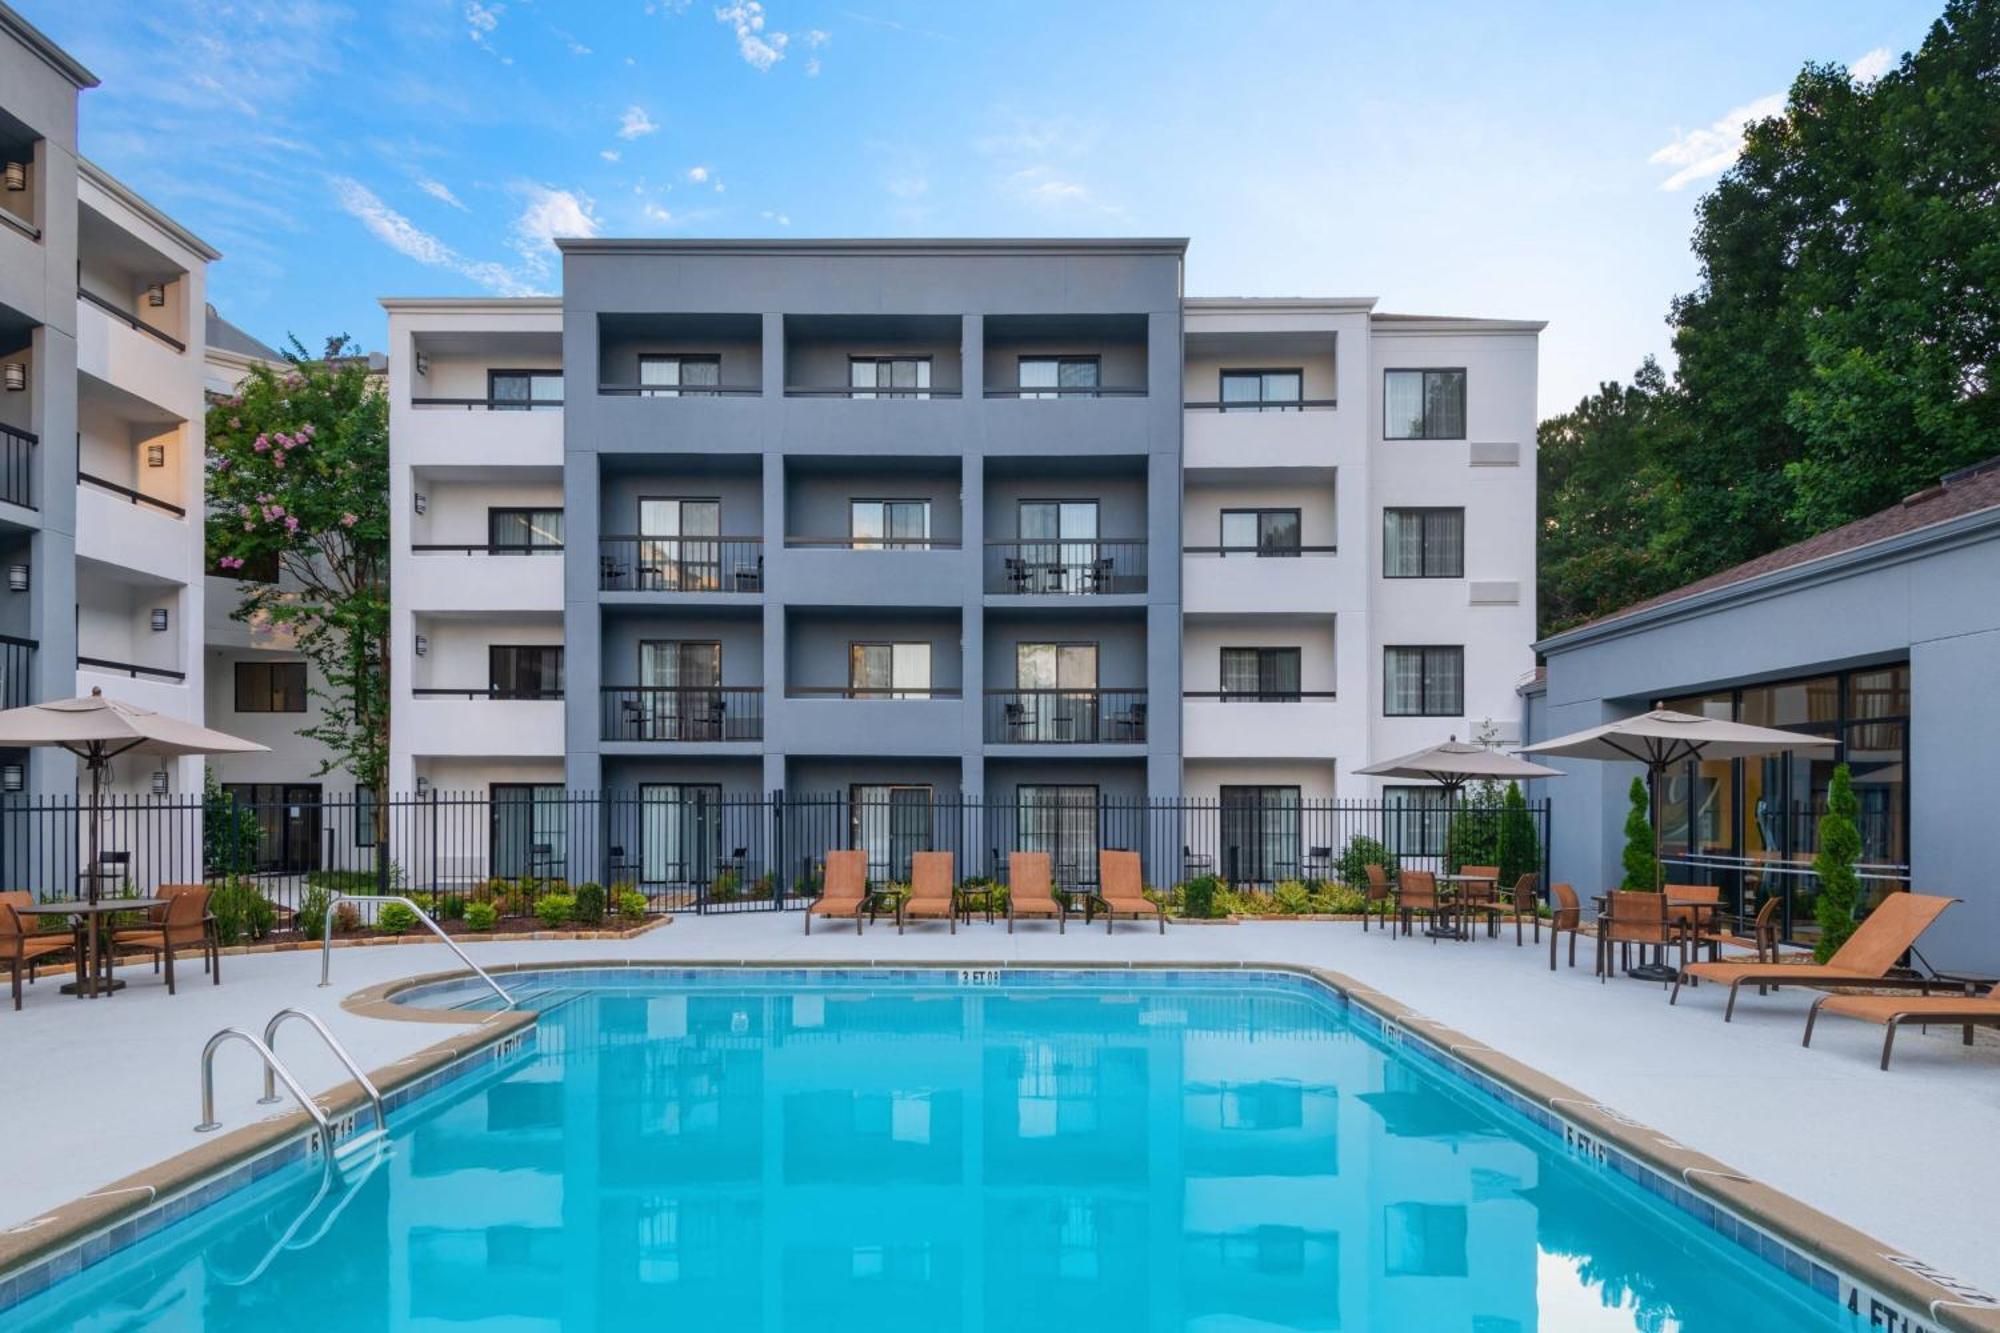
6, 968, 1851, 1331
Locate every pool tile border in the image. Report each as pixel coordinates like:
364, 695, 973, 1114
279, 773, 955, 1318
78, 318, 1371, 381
0, 1007, 536, 1317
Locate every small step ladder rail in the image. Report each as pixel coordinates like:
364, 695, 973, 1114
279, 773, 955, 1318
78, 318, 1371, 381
194, 1029, 330, 1137
212, 1121, 393, 1287
258, 1008, 386, 1142
317, 893, 515, 1010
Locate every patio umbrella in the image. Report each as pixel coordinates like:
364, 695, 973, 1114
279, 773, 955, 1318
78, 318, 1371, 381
1518, 709, 1835, 891
1355, 739, 1565, 873
0, 687, 267, 904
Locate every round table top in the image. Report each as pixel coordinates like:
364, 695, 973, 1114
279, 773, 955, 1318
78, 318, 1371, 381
14, 898, 167, 915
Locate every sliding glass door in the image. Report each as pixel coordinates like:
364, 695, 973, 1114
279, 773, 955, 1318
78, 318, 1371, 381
491, 784, 566, 880
639, 640, 721, 740
639, 784, 722, 887
1018, 500, 1099, 593
1220, 785, 1301, 885
638, 498, 721, 591
1016, 785, 1100, 887
849, 785, 932, 882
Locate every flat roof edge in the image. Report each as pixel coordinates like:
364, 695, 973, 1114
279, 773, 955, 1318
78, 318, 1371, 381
1184, 297, 1379, 313
556, 236, 1189, 257
78, 158, 220, 261
378, 297, 564, 311
0, 2, 98, 88
1371, 313, 1547, 333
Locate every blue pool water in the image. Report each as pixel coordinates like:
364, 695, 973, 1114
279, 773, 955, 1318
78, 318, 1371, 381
8, 971, 1845, 1331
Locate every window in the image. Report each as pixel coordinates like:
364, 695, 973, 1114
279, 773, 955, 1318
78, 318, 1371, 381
1384, 646, 1463, 717
1383, 786, 1450, 858
1220, 508, 1302, 556
638, 354, 721, 398
1221, 785, 1301, 883
849, 499, 931, 549
354, 786, 377, 849
488, 507, 564, 552
635, 640, 721, 741
637, 498, 721, 591
1384, 369, 1466, 440
219, 783, 324, 873
1016, 785, 1099, 887
488, 369, 562, 410
491, 784, 566, 879
489, 645, 564, 700
849, 356, 931, 399
1019, 356, 1101, 399
1383, 1203, 1468, 1277
1017, 500, 1102, 593
1220, 368, 1304, 412
1383, 508, 1464, 578
1010, 643, 1099, 742
848, 642, 933, 698
234, 661, 306, 713
1220, 647, 1302, 701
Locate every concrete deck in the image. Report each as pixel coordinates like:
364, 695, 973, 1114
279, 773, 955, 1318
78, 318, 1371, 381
4, 914, 1996, 1298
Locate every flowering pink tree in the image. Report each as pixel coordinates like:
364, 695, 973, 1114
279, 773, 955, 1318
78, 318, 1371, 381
206, 337, 390, 810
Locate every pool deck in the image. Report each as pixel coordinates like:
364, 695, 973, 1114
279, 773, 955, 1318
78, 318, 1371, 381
4, 914, 1997, 1303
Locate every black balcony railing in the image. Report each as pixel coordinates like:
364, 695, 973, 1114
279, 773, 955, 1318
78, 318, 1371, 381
78, 654, 185, 683
0, 634, 35, 709
77, 470, 186, 518
1183, 690, 1338, 702
1181, 544, 1337, 557
597, 383, 762, 398
77, 287, 187, 353
985, 688, 1147, 744
411, 687, 565, 700
788, 686, 963, 700
1182, 397, 1338, 412
783, 536, 961, 550
410, 542, 564, 555
601, 686, 764, 742
783, 385, 962, 399
599, 537, 764, 592
983, 385, 1148, 399
410, 396, 565, 410
0, 424, 34, 510
984, 540, 1148, 595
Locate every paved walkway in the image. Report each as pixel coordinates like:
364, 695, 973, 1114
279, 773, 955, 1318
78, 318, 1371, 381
5, 913, 1996, 1295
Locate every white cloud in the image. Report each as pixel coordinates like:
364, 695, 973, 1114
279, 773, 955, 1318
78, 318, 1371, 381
511, 184, 599, 274
1650, 49, 1897, 191
1005, 166, 1098, 210
465, 1, 501, 42
685, 165, 710, 183
643, 202, 674, 224
716, 1, 788, 70
600, 149, 621, 162
416, 178, 466, 210
330, 175, 539, 295
617, 105, 661, 140
761, 210, 791, 226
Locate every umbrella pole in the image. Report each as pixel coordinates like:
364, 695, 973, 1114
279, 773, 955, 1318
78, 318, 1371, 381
86, 745, 105, 907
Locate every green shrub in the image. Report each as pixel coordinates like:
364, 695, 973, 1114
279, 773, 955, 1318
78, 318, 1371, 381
333, 902, 362, 934
534, 892, 576, 928
1812, 764, 1863, 963
614, 889, 648, 924
1335, 836, 1397, 888
1272, 880, 1312, 914
1315, 883, 1367, 914
207, 878, 275, 946
465, 901, 499, 931
1620, 776, 1658, 890
1181, 874, 1222, 919
433, 892, 466, 921
709, 870, 741, 903
376, 902, 419, 935
572, 882, 607, 926
1496, 782, 1542, 886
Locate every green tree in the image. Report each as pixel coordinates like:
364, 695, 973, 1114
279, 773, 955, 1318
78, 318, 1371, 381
1620, 777, 1658, 891
1495, 782, 1542, 886
206, 338, 389, 825
201, 766, 259, 877
1812, 764, 1864, 961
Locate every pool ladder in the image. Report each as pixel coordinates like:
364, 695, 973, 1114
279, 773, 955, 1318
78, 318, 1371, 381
195, 1008, 385, 1157
316, 892, 515, 1010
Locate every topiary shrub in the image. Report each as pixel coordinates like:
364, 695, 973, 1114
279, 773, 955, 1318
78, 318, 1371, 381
1496, 781, 1542, 886
534, 892, 576, 928
376, 902, 419, 935
615, 889, 648, 924
1181, 874, 1222, 919
1336, 836, 1397, 888
572, 882, 606, 927
1620, 776, 1658, 890
1812, 764, 1863, 962
465, 901, 499, 932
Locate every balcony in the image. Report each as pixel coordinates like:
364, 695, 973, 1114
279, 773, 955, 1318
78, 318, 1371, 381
406, 544, 563, 612
0, 424, 33, 509
0, 634, 34, 708
1183, 691, 1343, 760
1182, 547, 1340, 614
600, 686, 765, 743
75, 293, 188, 414
984, 689, 1147, 745
782, 687, 965, 756
983, 540, 1148, 596
598, 537, 765, 594
401, 694, 564, 757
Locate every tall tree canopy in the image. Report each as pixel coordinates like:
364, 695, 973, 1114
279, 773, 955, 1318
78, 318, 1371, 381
1540, 0, 2000, 635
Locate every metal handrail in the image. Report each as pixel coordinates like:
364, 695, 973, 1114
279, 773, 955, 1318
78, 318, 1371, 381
78, 654, 187, 682
78, 286, 188, 353
318, 893, 514, 1008
1182, 398, 1338, 411
77, 469, 188, 518
258, 1008, 385, 1134
195, 1028, 330, 1135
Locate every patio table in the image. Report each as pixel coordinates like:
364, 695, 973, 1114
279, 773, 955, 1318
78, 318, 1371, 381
1591, 893, 1718, 982
16, 898, 165, 999
1429, 874, 1497, 941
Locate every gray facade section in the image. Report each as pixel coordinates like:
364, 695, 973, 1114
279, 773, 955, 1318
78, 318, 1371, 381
1530, 511, 2000, 973
561, 241, 1186, 804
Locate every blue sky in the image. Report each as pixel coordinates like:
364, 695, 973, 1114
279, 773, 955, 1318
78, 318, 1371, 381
33, 0, 1940, 416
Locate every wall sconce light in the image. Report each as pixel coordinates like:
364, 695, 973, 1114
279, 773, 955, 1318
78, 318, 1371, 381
413, 634, 428, 656
146, 444, 165, 468
145, 283, 167, 309
413, 492, 427, 516
3, 361, 23, 392
1, 763, 22, 792
151, 607, 169, 631
415, 774, 431, 795
150, 770, 169, 795
7, 565, 26, 593
2, 162, 24, 192
414, 352, 430, 376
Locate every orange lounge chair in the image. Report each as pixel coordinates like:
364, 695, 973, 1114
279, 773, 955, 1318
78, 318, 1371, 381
1005, 851, 1064, 934
898, 850, 956, 934
804, 850, 871, 935
1, 897, 74, 1010
1802, 983, 2000, 1070
1670, 892, 1958, 1020
1093, 850, 1164, 934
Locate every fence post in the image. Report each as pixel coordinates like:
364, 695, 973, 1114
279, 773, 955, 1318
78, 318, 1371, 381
770, 787, 785, 911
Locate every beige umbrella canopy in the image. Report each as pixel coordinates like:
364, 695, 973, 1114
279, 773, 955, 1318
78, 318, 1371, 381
1519, 709, 1835, 890
1355, 739, 1564, 875
0, 687, 268, 902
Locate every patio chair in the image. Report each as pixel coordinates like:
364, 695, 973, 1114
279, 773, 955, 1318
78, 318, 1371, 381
1, 896, 74, 1010
899, 851, 957, 934
1395, 870, 1445, 942
1688, 894, 1784, 965
1598, 890, 1675, 985
1093, 850, 1165, 934
1548, 883, 1589, 971
1458, 865, 1502, 939
1671, 892, 1960, 1020
1363, 863, 1394, 934
147, 883, 221, 978
805, 850, 870, 935
109, 885, 215, 995
1802, 981, 2000, 1070
1502, 874, 1541, 946
1005, 851, 1065, 933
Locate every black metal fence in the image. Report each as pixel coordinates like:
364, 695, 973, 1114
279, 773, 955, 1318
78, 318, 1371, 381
0, 790, 1551, 921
